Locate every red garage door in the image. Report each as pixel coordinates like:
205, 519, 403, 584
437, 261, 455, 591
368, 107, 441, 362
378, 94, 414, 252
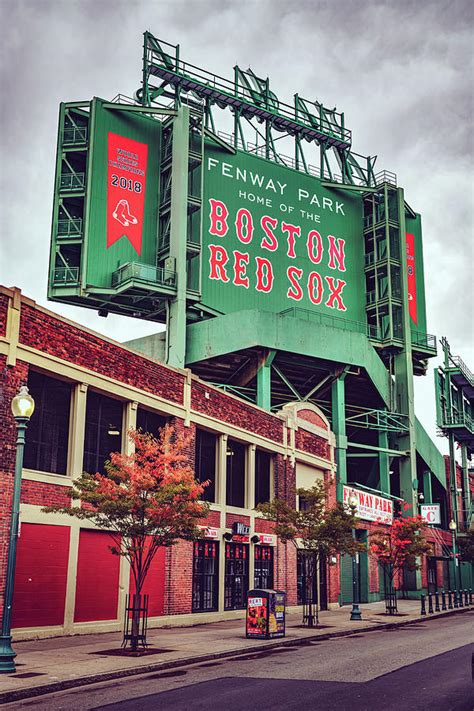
129, 541, 166, 617
12, 523, 70, 628
74, 530, 120, 622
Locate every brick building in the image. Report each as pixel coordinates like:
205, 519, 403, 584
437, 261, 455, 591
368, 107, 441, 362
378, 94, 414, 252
1, 286, 471, 641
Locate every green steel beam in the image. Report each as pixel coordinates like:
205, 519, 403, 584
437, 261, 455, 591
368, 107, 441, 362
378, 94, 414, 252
321, 182, 379, 193
166, 106, 190, 368
256, 350, 276, 410
378, 431, 390, 495
185, 309, 392, 407
423, 470, 433, 504
102, 103, 178, 116
347, 441, 408, 456
332, 369, 348, 500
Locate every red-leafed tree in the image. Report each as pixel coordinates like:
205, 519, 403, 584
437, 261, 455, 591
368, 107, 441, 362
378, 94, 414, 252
45, 425, 209, 651
369, 514, 432, 602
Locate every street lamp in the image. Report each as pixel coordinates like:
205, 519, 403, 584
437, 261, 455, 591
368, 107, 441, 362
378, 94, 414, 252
0, 386, 35, 674
348, 491, 362, 621
448, 519, 461, 591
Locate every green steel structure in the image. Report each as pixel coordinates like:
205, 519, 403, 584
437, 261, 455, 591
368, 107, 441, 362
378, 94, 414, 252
435, 338, 474, 534
47, 32, 454, 594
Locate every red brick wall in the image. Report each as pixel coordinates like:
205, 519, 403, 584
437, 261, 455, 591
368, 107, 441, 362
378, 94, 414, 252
19, 304, 185, 404
20, 480, 71, 508
0, 356, 29, 616
191, 381, 283, 442
165, 540, 193, 615
0, 293, 9, 336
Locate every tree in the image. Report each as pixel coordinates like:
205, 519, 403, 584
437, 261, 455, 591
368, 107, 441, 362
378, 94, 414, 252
44, 424, 209, 651
458, 530, 474, 564
257, 482, 363, 627
369, 515, 432, 605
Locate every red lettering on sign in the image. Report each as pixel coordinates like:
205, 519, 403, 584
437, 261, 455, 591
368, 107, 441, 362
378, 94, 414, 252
233, 250, 250, 288
287, 266, 303, 301
282, 222, 301, 258
260, 215, 278, 252
327, 235, 346, 271
235, 208, 254, 244
307, 271, 323, 305
307, 230, 323, 264
209, 244, 230, 282
255, 257, 274, 293
325, 277, 347, 311
209, 199, 229, 237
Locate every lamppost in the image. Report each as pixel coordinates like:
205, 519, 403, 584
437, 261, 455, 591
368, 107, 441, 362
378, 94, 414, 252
448, 519, 461, 591
0, 386, 35, 674
348, 491, 362, 621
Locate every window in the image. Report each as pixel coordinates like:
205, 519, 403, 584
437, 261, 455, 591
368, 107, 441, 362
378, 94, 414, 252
254, 545, 274, 589
83, 391, 123, 475
192, 540, 219, 612
224, 543, 249, 610
255, 450, 271, 506
195, 429, 217, 502
136, 407, 168, 437
226, 440, 246, 508
23, 371, 72, 475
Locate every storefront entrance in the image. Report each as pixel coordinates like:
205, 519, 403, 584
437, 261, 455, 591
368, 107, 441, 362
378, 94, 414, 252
254, 545, 274, 589
224, 542, 249, 610
297, 550, 328, 611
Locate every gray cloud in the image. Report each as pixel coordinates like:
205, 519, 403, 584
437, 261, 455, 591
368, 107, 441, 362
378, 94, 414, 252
1, 0, 472, 450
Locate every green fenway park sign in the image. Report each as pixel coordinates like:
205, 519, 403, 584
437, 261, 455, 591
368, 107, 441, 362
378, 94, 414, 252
201, 143, 366, 323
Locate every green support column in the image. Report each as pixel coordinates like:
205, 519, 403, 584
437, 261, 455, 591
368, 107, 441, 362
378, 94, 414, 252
332, 372, 348, 501
378, 431, 390, 495
461, 444, 471, 529
166, 106, 190, 369
256, 350, 276, 411
423, 470, 433, 504
394, 187, 417, 514
393, 188, 420, 594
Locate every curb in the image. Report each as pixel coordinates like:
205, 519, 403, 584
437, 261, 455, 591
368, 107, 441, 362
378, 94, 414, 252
0, 607, 472, 705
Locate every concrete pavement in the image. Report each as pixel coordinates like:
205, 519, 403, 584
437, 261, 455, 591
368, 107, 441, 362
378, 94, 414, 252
0, 601, 472, 704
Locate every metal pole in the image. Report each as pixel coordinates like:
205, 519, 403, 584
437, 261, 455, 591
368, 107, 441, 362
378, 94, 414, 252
350, 534, 362, 621
0, 417, 28, 673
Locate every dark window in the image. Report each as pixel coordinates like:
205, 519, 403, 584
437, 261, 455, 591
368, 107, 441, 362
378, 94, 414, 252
23, 371, 72, 475
192, 540, 219, 612
136, 407, 168, 437
226, 440, 246, 508
254, 545, 273, 589
83, 391, 123, 475
195, 429, 217, 502
255, 450, 271, 506
224, 543, 249, 610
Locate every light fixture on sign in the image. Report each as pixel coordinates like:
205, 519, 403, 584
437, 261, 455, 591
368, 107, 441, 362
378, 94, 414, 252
108, 424, 120, 436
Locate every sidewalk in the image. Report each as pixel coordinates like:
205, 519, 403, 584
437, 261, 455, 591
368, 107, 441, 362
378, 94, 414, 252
0, 601, 472, 704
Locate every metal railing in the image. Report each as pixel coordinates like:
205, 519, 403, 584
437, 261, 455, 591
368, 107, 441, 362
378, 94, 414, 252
411, 331, 437, 352
63, 126, 88, 145
442, 411, 473, 432
53, 267, 79, 284
57, 217, 83, 237
279, 307, 380, 340
60, 172, 85, 191
451, 355, 474, 387
112, 262, 176, 289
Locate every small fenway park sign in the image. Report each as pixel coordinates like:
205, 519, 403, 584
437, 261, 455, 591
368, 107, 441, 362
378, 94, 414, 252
343, 485, 393, 525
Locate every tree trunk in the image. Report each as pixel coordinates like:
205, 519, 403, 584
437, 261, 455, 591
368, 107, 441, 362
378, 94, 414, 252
130, 592, 142, 652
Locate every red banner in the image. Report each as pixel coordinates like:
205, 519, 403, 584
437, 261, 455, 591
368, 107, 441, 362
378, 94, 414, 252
107, 133, 148, 255
405, 232, 417, 325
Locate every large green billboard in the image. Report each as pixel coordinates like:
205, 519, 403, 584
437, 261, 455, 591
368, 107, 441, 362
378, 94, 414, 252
200, 144, 365, 323
84, 99, 162, 289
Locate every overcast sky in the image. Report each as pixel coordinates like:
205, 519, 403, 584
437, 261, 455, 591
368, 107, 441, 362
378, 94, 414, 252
1, 0, 472, 455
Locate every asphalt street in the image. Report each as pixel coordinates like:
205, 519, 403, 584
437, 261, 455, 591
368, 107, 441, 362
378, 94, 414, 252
6, 614, 473, 711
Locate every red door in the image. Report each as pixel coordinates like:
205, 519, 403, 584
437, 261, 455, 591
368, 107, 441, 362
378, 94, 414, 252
12, 523, 70, 628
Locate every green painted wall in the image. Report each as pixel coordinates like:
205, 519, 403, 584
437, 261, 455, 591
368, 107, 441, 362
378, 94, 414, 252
200, 143, 365, 323
84, 98, 161, 288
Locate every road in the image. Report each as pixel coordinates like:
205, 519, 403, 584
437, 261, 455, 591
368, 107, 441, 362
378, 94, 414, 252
7, 615, 473, 711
